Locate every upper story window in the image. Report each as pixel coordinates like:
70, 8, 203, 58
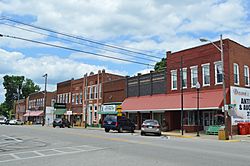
75, 94, 79, 104
68, 92, 71, 103
94, 86, 97, 99
57, 95, 59, 103
234, 63, 239, 85
80, 93, 83, 104
244, 65, 250, 86
89, 86, 93, 99
171, 70, 177, 90
191, 66, 198, 88
65, 93, 68, 104
214, 61, 222, 84
202, 63, 210, 86
72, 94, 75, 104
181, 68, 187, 89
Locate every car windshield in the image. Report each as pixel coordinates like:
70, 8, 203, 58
143, 120, 159, 125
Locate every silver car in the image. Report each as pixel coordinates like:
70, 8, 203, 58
141, 119, 161, 136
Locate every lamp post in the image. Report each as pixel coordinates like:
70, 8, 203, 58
84, 73, 88, 128
196, 82, 200, 137
200, 34, 228, 138
42, 73, 48, 126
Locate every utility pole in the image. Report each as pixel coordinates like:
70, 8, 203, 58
42, 73, 47, 126
180, 56, 184, 135
84, 73, 88, 128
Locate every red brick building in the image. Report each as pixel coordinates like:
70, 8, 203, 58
14, 99, 27, 121
56, 70, 124, 126
123, 38, 250, 133
24, 91, 56, 124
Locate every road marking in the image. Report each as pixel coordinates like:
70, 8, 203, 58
2, 135, 23, 143
0, 145, 106, 163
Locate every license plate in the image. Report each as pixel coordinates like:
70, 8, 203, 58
148, 126, 152, 129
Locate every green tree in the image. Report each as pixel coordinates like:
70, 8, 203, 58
2, 75, 40, 113
0, 103, 8, 117
154, 58, 166, 72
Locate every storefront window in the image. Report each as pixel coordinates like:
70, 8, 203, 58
128, 113, 137, 125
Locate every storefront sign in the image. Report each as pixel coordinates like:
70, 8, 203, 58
230, 86, 250, 125
66, 111, 72, 115
99, 105, 117, 114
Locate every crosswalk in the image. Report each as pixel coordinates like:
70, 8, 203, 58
0, 142, 105, 163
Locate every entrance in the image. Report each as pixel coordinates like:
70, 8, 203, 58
203, 111, 215, 131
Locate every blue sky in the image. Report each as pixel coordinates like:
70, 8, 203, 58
0, 0, 250, 103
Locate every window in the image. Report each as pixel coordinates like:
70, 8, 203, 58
65, 93, 68, 104
68, 92, 71, 103
244, 65, 250, 86
57, 95, 60, 103
234, 63, 239, 85
191, 66, 198, 88
80, 93, 83, 104
202, 64, 210, 86
215, 61, 222, 84
89, 86, 93, 99
171, 70, 177, 90
181, 68, 187, 89
94, 86, 97, 99
72, 94, 75, 104
76, 94, 79, 104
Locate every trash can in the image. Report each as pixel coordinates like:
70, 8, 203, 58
218, 126, 229, 140
238, 122, 247, 135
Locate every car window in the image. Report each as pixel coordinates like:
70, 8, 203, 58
143, 120, 159, 125
104, 115, 117, 121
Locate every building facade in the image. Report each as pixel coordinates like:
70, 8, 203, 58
123, 38, 250, 133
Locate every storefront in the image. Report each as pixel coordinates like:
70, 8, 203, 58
23, 110, 44, 124
122, 89, 225, 132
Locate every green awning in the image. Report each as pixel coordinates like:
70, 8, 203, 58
54, 108, 66, 115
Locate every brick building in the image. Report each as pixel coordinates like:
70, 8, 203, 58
14, 99, 27, 121
99, 77, 126, 122
24, 91, 56, 124
122, 38, 250, 133
55, 70, 124, 126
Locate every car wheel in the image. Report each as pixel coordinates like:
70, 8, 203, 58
53, 125, 55, 128
118, 127, 123, 133
131, 127, 135, 133
141, 132, 145, 136
158, 133, 162, 136
105, 128, 110, 132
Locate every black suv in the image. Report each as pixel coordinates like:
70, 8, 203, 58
53, 118, 71, 128
103, 115, 135, 133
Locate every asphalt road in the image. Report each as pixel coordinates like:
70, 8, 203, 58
0, 125, 249, 166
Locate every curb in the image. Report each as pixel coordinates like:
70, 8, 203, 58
162, 133, 194, 138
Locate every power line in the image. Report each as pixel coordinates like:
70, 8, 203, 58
0, 33, 154, 67
0, 22, 158, 63
1, 17, 162, 60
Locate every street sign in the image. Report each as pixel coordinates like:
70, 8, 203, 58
66, 111, 72, 115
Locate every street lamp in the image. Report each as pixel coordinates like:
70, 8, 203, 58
200, 34, 228, 138
42, 73, 48, 126
196, 82, 200, 137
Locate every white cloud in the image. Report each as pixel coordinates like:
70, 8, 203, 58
0, 48, 126, 102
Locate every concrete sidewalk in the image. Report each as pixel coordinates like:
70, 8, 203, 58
162, 130, 250, 142
68, 126, 250, 142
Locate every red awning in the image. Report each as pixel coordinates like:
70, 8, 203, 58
23, 111, 44, 117
122, 89, 226, 112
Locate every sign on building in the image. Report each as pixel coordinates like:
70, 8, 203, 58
230, 86, 250, 125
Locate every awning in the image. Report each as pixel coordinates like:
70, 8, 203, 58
23, 111, 44, 117
122, 89, 226, 112
54, 108, 66, 115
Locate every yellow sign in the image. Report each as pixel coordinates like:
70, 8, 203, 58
117, 113, 122, 116
116, 105, 122, 113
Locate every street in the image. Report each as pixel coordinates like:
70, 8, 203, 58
0, 125, 250, 166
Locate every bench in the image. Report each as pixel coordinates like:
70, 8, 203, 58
206, 125, 221, 135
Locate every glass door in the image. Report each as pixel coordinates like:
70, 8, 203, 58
203, 111, 215, 131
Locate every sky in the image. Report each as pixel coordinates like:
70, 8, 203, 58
0, 0, 250, 103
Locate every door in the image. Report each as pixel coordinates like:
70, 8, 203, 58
203, 111, 215, 131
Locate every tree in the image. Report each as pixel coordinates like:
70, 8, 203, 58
154, 58, 166, 72
2, 75, 40, 113
0, 103, 8, 117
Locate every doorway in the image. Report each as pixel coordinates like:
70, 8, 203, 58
203, 111, 215, 131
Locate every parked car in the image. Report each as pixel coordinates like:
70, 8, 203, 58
9, 119, 24, 125
0, 116, 8, 125
141, 119, 161, 136
53, 118, 71, 128
103, 115, 135, 133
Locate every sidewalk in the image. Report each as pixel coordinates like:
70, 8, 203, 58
64, 126, 250, 142
162, 130, 250, 142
